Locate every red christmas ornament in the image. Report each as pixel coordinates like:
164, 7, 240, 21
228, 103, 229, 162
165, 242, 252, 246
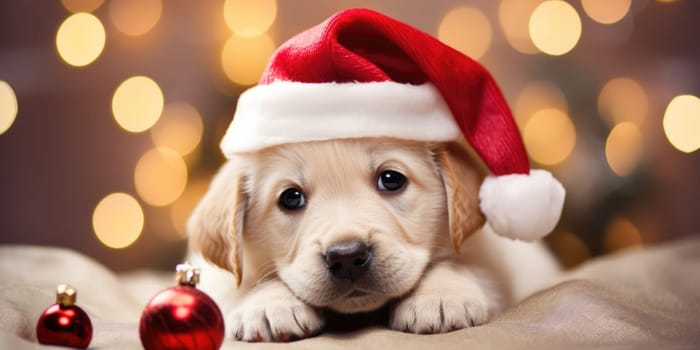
36, 284, 93, 349
139, 263, 225, 350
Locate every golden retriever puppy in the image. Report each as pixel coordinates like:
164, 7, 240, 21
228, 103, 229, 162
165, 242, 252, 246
187, 138, 561, 342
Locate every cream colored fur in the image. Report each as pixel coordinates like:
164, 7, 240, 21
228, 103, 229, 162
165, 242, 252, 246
187, 138, 560, 342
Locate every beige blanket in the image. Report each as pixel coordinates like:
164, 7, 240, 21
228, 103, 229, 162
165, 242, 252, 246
1, 238, 699, 349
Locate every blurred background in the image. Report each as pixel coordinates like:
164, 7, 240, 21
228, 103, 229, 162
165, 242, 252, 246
0, 0, 698, 272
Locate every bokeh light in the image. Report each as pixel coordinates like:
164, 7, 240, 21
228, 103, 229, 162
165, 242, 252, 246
598, 77, 648, 126
112, 76, 164, 133
523, 108, 577, 166
498, 0, 542, 54
663, 94, 700, 153
221, 34, 276, 86
606, 122, 643, 176
55, 13, 106, 67
438, 7, 492, 60
0, 81, 18, 135
134, 148, 188, 207
92, 192, 144, 249
529, 0, 582, 56
547, 231, 591, 268
61, 0, 104, 13
514, 81, 568, 124
150, 103, 204, 156
603, 216, 643, 252
110, 0, 162, 36
223, 0, 277, 36
581, 0, 632, 24
170, 179, 210, 239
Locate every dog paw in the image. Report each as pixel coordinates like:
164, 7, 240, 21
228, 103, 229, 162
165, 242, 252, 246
228, 297, 324, 342
389, 293, 488, 334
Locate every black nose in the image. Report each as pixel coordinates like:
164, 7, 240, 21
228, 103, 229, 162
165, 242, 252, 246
324, 240, 371, 281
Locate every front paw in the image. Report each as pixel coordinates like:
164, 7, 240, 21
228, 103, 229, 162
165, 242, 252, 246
389, 293, 488, 334
229, 296, 324, 342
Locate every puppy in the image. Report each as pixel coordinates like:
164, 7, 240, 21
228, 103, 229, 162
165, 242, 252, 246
187, 138, 561, 342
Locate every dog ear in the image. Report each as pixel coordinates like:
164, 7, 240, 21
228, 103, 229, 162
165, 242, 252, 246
187, 161, 247, 286
437, 142, 486, 252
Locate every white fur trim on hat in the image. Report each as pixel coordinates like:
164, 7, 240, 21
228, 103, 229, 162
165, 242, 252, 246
479, 169, 565, 241
220, 81, 461, 156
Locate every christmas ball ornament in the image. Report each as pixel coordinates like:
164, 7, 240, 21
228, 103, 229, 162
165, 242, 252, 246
139, 263, 225, 350
36, 284, 93, 349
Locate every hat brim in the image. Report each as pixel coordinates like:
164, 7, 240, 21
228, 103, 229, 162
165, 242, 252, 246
220, 81, 461, 156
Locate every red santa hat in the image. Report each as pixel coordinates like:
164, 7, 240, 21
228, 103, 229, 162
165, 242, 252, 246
220, 8, 565, 241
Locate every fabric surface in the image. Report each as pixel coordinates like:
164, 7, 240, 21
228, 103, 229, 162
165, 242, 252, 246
1, 237, 699, 349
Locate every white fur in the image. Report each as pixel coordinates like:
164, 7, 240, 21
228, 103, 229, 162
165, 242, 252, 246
479, 169, 566, 241
220, 82, 460, 156
189, 140, 562, 342
192, 225, 561, 339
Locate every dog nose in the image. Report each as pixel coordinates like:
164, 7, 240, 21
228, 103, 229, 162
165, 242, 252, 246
324, 240, 371, 281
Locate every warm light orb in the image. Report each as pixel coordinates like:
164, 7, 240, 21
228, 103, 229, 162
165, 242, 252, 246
598, 77, 648, 126
55, 12, 106, 67
61, 0, 104, 13
663, 94, 700, 153
112, 76, 164, 133
548, 231, 590, 268
110, 0, 162, 36
514, 81, 568, 124
223, 0, 277, 36
523, 108, 576, 166
92, 192, 144, 249
498, 0, 543, 54
604, 216, 642, 252
581, 0, 632, 24
134, 148, 188, 207
438, 7, 492, 60
221, 34, 276, 86
606, 122, 642, 176
151, 103, 204, 156
0, 81, 18, 135
529, 0, 582, 56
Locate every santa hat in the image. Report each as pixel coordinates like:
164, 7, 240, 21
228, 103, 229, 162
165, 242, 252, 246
220, 8, 565, 241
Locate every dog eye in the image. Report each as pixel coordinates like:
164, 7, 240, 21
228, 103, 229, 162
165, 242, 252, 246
279, 187, 306, 210
377, 170, 406, 192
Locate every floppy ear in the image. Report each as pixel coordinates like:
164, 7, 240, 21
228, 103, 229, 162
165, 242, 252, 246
436, 142, 486, 252
187, 160, 247, 286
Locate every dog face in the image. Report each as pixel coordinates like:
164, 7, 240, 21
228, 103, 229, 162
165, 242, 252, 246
188, 138, 484, 313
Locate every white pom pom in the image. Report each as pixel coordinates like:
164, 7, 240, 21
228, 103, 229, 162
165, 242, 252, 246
479, 169, 565, 241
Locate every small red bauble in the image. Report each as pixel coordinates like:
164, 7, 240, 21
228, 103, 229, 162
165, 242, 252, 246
139, 263, 225, 350
36, 284, 93, 349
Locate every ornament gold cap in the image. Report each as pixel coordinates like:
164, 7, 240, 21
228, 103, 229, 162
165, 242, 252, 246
175, 262, 200, 287
55, 284, 77, 306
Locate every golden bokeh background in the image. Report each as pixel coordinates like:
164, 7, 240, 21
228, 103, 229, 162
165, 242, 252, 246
55, 12, 106, 66
0, 0, 698, 271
